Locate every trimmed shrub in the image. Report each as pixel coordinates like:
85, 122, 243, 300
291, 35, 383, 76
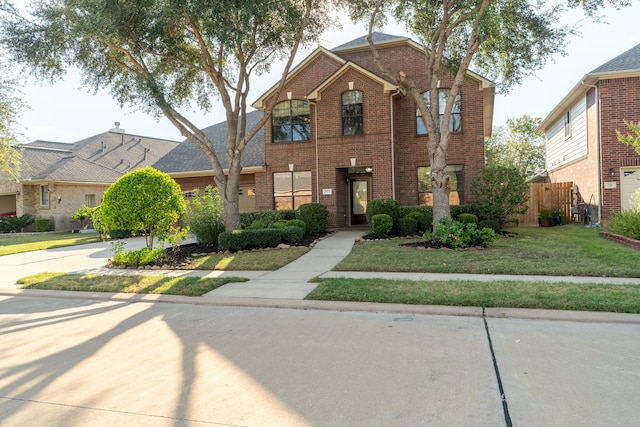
405, 212, 428, 233
398, 216, 419, 236
109, 229, 133, 239
450, 205, 477, 219
471, 165, 529, 226
35, 218, 50, 232
606, 210, 640, 240
218, 228, 284, 252
366, 199, 400, 230
241, 210, 296, 228
371, 213, 393, 235
285, 219, 306, 233
101, 166, 186, 249
111, 247, 164, 266
478, 219, 500, 233
297, 203, 329, 235
457, 213, 478, 224
281, 225, 304, 244
182, 186, 225, 244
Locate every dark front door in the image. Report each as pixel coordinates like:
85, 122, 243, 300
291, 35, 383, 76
350, 179, 370, 225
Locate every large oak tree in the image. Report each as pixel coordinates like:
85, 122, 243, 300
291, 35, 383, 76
0, 0, 334, 230
348, 0, 629, 226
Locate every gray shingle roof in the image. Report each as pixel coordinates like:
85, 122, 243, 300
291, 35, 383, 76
332, 32, 406, 51
590, 42, 640, 74
154, 110, 265, 173
19, 130, 180, 183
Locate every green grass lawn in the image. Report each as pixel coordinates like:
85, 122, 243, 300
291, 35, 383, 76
0, 233, 101, 256
183, 247, 309, 270
306, 278, 640, 313
334, 225, 640, 277
18, 272, 247, 297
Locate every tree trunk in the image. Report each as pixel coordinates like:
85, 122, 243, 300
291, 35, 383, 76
430, 150, 451, 227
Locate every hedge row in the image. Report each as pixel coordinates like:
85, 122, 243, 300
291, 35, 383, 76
218, 226, 304, 252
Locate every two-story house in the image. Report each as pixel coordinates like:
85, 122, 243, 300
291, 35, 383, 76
249, 33, 495, 228
539, 42, 640, 221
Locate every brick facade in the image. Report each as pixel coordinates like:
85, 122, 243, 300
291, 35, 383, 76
255, 40, 491, 228
598, 77, 640, 218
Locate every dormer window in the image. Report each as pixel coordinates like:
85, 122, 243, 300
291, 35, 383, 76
417, 89, 462, 134
272, 100, 310, 143
342, 90, 363, 136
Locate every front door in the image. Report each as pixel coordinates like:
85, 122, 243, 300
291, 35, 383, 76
350, 179, 369, 225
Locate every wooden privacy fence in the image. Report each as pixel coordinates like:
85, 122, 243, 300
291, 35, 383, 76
511, 182, 574, 227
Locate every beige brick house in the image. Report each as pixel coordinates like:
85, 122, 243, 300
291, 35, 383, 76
251, 33, 495, 228
539, 42, 640, 221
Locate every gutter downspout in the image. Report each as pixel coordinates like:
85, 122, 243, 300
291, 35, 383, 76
390, 90, 401, 200
582, 80, 602, 222
308, 100, 320, 203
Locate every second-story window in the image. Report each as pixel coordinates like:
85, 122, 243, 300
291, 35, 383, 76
417, 89, 462, 134
342, 90, 363, 136
272, 100, 310, 143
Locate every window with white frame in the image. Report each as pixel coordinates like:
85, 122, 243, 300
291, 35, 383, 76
417, 89, 462, 134
40, 185, 50, 206
85, 194, 96, 208
564, 111, 571, 138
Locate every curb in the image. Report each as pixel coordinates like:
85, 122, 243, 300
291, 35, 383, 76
2, 288, 639, 325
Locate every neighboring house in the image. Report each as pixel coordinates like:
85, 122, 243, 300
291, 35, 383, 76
250, 33, 495, 227
0, 124, 179, 231
539, 42, 640, 221
153, 111, 265, 212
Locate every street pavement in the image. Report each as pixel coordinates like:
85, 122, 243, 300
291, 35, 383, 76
0, 232, 639, 425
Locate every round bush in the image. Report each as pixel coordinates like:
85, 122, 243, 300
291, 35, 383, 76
366, 199, 400, 230
297, 203, 329, 235
371, 213, 393, 235
457, 213, 478, 224
398, 216, 418, 236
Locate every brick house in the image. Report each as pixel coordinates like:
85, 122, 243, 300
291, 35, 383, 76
0, 124, 179, 231
251, 33, 495, 227
539, 42, 640, 221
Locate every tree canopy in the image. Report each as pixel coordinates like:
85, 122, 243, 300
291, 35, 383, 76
347, 0, 629, 226
617, 121, 640, 155
486, 115, 545, 178
0, 71, 24, 177
0, 0, 334, 230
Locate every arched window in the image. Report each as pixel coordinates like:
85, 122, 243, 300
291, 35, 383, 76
416, 89, 461, 134
342, 90, 363, 136
272, 100, 310, 142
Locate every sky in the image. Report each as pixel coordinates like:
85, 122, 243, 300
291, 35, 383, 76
11, 3, 639, 144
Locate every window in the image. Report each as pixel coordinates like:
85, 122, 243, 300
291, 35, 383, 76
564, 111, 571, 138
272, 100, 311, 142
273, 171, 312, 210
85, 194, 96, 208
342, 90, 363, 136
40, 185, 50, 206
417, 165, 463, 205
417, 89, 462, 134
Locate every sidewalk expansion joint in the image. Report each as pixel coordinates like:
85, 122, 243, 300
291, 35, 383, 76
483, 307, 513, 427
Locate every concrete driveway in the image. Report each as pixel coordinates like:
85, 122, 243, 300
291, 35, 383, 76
1, 294, 639, 426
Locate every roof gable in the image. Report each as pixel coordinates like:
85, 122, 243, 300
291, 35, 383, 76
306, 61, 398, 101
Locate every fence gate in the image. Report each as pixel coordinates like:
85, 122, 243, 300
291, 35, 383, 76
511, 182, 574, 227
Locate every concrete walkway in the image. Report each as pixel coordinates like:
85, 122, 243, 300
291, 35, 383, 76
203, 230, 365, 299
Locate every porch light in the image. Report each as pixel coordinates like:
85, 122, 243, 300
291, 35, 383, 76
609, 167, 615, 176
